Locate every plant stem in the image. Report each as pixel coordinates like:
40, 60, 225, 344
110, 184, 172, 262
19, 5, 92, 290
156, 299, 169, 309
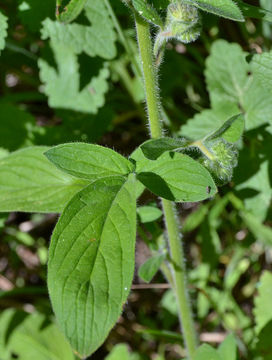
134, 14, 162, 139
135, 13, 197, 358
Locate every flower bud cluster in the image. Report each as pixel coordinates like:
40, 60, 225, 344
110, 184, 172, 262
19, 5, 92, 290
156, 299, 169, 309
200, 138, 238, 184
154, 1, 201, 63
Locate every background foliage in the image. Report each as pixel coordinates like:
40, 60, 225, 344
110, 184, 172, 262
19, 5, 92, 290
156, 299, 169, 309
0, 0, 271, 359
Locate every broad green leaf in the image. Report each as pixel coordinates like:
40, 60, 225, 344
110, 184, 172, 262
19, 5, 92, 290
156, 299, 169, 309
41, 0, 116, 59
137, 205, 162, 223
254, 271, 272, 334
206, 40, 272, 130
205, 114, 244, 143
193, 344, 221, 360
218, 334, 237, 360
0, 11, 8, 53
57, 0, 88, 23
205, 40, 249, 107
48, 175, 137, 357
45, 143, 134, 180
18, 0, 55, 32
132, 0, 163, 27
39, 0, 116, 113
105, 344, 131, 360
0, 147, 88, 213
138, 253, 165, 282
183, 0, 244, 21
140, 137, 188, 160
182, 40, 272, 139
0, 309, 75, 360
136, 150, 217, 202
251, 51, 272, 92
39, 41, 110, 114
236, 0, 272, 23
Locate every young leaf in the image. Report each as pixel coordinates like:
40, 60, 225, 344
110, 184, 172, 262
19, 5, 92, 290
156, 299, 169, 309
138, 253, 165, 283
140, 137, 189, 160
45, 143, 134, 180
0, 11, 8, 53
193, 344, 221, 360
183, 0, 244, 22
0, 147, 88, 213
57, 0, 88, 23
137, 205, 162, 223
48, 175, 137, 358
136, 151, 217, 202
254, 271, 272, 334
132, 0, 163, 27
218, 334, 237, 360
0, 309, 75, 360
205, 114, 245, 144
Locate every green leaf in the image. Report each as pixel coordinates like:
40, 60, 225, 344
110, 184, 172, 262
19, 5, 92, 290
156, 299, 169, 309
39, 0, 116, 113
218, 334, 237, 360
45, 142, 134, 180
132, 0, 163, 27
0, 147, 88, 213
136, 150, 217, 202
41, 0, 116, 59
236, 0, 272, 22
193, 344, 221, 360
57, 0, 88, 23
138, 253, 165, 283
105, 344, 131, 360
39, 41, 110, 114
181, 105, 239, 140
48, 175, 137, 357
137, 205, 162, 223
205, 114, 244, 144
254, 271, 272, 334
0, 309, 75, 360
183, 40, 272, 139
140, 137, 189, 160
183, 0, 244, 21
0, 11, 8, 53
205, 40, 249, 107
251, 51, 272, 92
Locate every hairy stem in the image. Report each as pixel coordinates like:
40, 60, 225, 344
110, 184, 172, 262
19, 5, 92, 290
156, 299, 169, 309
135, 13, 197, 358
134, 14, 162, 139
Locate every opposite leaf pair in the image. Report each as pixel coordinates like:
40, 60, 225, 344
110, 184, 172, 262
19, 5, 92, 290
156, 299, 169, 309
44, 113, 243, 357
